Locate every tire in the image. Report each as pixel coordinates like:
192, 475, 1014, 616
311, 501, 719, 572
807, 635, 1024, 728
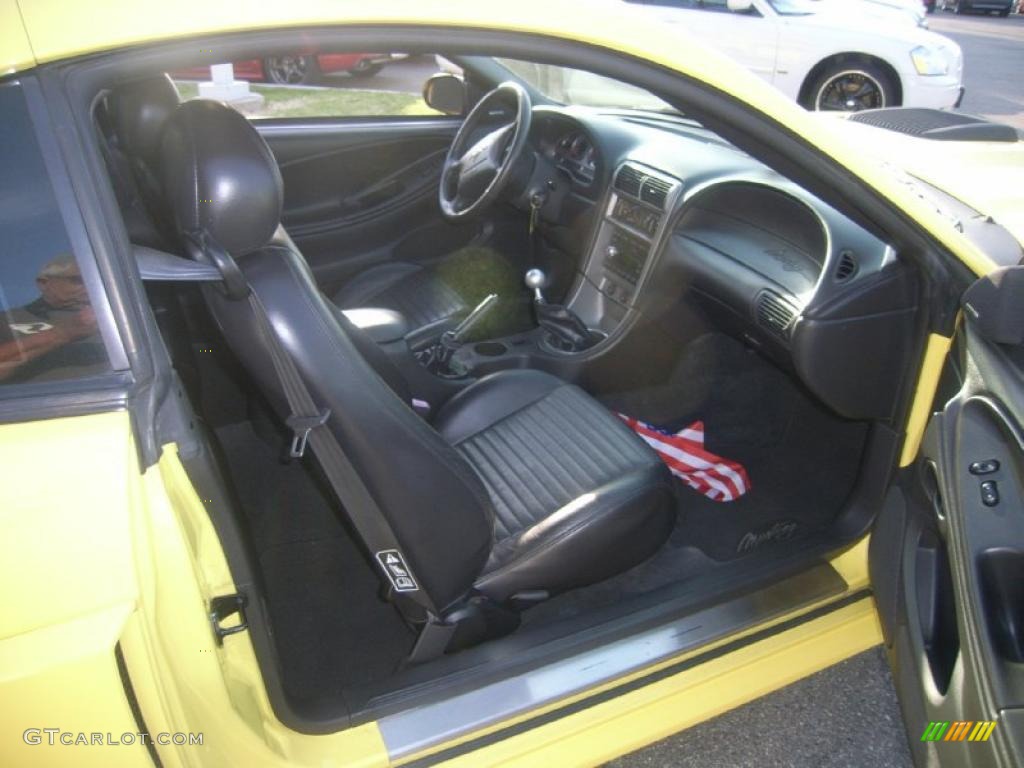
349, 61, 383, 79
998, 8, 1010, 15
804, 61, 897, 112
263, 55, 318, 85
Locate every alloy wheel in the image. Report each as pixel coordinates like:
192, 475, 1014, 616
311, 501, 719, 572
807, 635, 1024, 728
815, 71, 886, 111
264, 55, 311, 85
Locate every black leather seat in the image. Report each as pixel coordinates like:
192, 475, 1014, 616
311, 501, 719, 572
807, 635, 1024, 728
103, 74, 182, 248
434, 370, 675, 601
332, 260, 469, 331
158, 99, 675, 649
107, 76, 492, 332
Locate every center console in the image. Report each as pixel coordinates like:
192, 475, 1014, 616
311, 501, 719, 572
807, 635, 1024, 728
397, 161, 685, 389
566, 162, 683, 337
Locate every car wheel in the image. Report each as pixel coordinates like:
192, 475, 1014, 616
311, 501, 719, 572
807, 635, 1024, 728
349, 61, 383, 79
998, 7, 1010, 14
263, 55, 318, 85
807, 62, 896, 112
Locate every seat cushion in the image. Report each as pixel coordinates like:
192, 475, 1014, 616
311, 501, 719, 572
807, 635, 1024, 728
434, 370, 675, 602
332, 261, 467, 330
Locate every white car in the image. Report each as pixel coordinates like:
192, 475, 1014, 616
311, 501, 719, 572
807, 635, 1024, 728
844, 0, 929, 26
624, 0, 963, 111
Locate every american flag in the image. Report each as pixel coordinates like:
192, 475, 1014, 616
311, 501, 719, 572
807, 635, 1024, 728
617, 415, 751, 502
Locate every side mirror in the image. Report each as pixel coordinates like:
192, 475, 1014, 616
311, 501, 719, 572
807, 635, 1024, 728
423, 73, 466, 116
727, 0, 754, 11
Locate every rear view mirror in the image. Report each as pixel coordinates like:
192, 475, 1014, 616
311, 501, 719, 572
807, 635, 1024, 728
727, 0, 754, 11
423, 73, 467, 116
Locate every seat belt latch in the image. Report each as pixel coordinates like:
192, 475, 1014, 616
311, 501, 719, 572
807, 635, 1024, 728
286, 410, 330, 458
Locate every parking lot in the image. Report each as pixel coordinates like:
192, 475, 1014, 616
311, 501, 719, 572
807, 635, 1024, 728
930, 12, 1024, 128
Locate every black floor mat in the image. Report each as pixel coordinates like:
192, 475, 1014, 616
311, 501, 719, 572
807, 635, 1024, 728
215, 422, 414, 705
521, 540, 717, 628
603, 333, 868, 561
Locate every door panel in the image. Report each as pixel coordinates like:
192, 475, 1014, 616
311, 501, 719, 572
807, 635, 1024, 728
872, 294, 1024, 765
256, 119, 482, 291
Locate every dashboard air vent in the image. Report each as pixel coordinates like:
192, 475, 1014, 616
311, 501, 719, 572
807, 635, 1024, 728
614, 165, 644, 198
835, 251, 858, 282
756, 292, 797, 339
640, 177, 673, 209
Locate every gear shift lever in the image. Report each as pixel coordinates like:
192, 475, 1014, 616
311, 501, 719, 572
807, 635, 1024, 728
524, 268, 599, 353
525, 268, 547, 303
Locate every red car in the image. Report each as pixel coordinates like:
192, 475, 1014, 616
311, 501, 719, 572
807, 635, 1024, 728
175, 52, 395, 85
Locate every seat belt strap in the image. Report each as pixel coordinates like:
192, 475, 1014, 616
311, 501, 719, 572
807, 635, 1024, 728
136, 242, 442, 620
244, 289, 438, 616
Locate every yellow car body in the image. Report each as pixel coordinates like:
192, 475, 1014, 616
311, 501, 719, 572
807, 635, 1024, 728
1, 1, 1022, 767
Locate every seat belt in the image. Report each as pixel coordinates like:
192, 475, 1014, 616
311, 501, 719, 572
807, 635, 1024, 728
249, 294, 444, 618
136, 245, 442, 623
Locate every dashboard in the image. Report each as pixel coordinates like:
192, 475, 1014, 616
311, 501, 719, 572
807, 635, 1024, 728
552, 131, 597, 187
525, 107, 919, 421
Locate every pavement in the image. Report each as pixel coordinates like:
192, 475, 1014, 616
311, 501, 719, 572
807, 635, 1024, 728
929, 13, 1024, 129
608, 648, 913, 768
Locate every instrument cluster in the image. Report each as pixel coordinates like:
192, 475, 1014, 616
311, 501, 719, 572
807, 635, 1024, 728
553, 130, 597, 186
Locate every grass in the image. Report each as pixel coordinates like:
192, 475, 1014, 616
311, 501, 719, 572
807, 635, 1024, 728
172, 80, 438, 119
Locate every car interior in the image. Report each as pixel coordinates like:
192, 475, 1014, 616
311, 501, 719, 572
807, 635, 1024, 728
73, 30, 954, 735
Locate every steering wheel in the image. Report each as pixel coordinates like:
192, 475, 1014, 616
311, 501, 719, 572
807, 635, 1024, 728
439, 82, 532, 222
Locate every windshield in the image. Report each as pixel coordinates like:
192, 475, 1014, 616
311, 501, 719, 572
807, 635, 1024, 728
495, 58, 679, 114
765, 0, 818, 15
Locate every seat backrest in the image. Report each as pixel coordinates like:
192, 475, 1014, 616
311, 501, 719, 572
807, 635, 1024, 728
105, 74, 182, 248
159, 99, 495, 615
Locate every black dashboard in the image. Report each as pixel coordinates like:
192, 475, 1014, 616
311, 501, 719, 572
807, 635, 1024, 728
525, 107, 920, 421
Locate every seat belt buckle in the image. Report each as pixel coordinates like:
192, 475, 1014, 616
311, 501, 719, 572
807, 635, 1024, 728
286, 410, 330, 458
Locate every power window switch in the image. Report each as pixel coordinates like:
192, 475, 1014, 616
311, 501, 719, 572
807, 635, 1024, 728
980, 481, 1000, 508
969, 459, 1000, 476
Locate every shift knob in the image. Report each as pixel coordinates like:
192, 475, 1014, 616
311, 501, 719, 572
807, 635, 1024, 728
525, 268, 547, 302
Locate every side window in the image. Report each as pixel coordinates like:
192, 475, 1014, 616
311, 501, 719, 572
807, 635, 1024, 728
0, 84, 112, 387
170, 52, 454, 120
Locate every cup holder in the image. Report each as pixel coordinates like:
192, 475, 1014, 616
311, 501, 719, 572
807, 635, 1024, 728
474, 341, 509, 357
541, 329, 608, 355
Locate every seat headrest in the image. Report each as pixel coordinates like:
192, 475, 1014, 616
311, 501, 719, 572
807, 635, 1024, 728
110, 74, 181, 166
160, 99, 283, 257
